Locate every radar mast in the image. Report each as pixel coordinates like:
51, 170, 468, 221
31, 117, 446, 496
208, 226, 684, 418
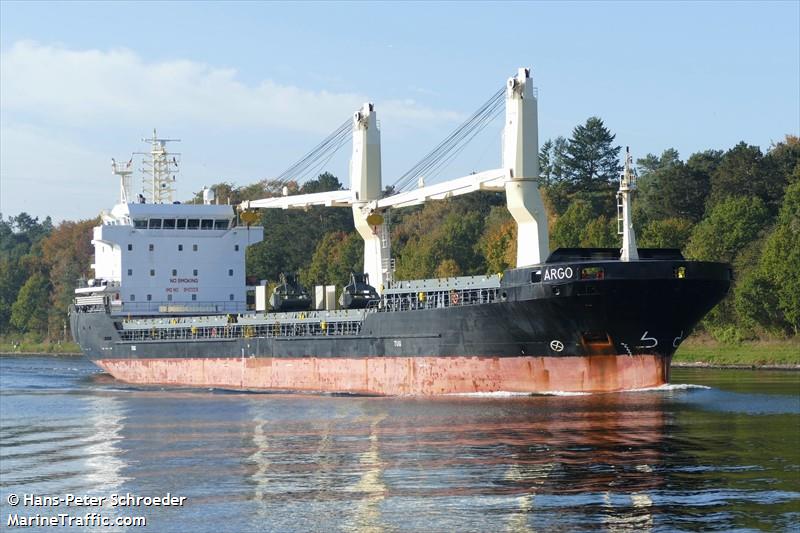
111, 157, 134, 204
137, 129, 181, 203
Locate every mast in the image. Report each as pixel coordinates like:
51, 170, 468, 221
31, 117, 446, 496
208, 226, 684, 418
618, 147, 639, 261
111, 157, 134, 204
503, 68, 550, 267
350, 103, 390, 292
138, 129, 181, 203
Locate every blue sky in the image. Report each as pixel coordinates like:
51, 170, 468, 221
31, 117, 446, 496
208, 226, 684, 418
1, 1, 798, 222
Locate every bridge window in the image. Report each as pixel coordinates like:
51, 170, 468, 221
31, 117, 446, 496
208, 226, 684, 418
580, 267, 605, 280
148, 219, 162, 229
201, 219, 214, 230
214, 219, 229, 230
176, 219, 187, 229
187, 219, 200, 229
163, 219, 176, 229
133, 219, 147, 229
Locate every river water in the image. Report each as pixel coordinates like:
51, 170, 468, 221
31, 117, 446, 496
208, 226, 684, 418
1, 355, 798, 532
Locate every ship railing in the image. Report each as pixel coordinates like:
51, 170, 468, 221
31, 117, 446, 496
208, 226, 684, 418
378, 286, 499, 313
117, 319, 363, 342
73, 295, 109, 313
113, 301, 245, 316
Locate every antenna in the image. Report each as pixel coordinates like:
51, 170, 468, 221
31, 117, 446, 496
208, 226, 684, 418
136, 129, 181, 204
111, 157, 134, 204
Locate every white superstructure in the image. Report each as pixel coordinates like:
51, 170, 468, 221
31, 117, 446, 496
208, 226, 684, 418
77, 132, 263, 315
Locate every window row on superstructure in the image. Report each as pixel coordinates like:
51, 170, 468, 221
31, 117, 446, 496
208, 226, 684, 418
125, 244, 240, 252
128, 293, 235, 302
132, 218, 233, 230
125, 268, 234, 276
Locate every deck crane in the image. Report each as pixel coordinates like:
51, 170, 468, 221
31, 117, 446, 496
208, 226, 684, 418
240, 67, 550, 293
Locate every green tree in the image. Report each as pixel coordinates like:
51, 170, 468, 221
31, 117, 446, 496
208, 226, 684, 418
538, 136, 568, 186
10, 272, 50, 334
766, 135, 800, 185
708, 142, 784, 214
395, 207, 485, 279
435, 259, 461, 278
636, 149, 717, 223
245, 173, 354, 282
564, 117, 622, 188
561, 117, 621, 217
479, 206, 516, 273
636, 148, 681, 178
581, 216, 617, 248
755, 181, 800, 333
685, 196, 768, 263
41, 219, 96, 339
550, 200, 594, 249
0, 257, 26, 334
639, 218, 694, 249
734, 271, 784, 333
301, 231, 363, 289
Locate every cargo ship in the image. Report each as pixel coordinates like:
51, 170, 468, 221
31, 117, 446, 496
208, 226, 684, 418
70, 69, 730, 395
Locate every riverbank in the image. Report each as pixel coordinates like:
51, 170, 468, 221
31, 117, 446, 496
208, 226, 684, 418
674, 339, 799, 368
0, 338, 81, 355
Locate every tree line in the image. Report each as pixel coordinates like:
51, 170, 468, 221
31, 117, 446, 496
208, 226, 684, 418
1, 119, 797, 343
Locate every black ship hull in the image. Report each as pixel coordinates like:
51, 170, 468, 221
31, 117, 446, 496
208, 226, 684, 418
71, 259, 730, 395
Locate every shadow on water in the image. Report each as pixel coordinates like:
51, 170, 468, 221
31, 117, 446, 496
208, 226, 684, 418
1, 355, 798, 532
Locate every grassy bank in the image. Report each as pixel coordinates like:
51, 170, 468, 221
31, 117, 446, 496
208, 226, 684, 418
0, 338, 81, 355
674, 338, 800, 367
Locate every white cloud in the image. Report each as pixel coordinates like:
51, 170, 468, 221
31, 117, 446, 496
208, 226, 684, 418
0, 41, 462, 133
0, 41, 469, 221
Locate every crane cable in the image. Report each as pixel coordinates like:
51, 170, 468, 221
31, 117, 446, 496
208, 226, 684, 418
274, 118, 352, 187
391, 86, 505, 193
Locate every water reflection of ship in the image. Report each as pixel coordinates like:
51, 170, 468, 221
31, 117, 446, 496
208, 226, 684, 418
235, 393, 665, 531
493, 394, 665, 532
83, 395, 131, 532
242, 401, 389, 532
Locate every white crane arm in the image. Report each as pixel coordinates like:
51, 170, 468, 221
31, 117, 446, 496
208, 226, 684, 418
377, 168, 510, 209
242, 189, 355, 210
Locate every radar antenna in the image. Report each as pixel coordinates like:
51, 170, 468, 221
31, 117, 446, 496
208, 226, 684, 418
111, 157, 134, 203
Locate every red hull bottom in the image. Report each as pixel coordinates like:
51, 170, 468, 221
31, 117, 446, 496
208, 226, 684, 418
95, 354, 670, 395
